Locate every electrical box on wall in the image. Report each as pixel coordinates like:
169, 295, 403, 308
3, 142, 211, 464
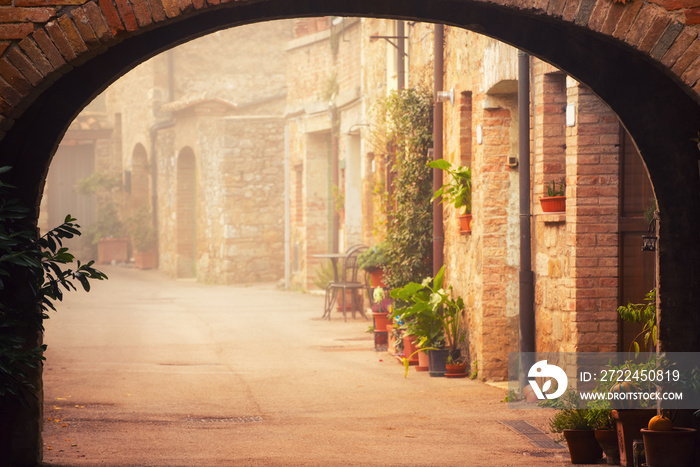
507, 156, 518, 168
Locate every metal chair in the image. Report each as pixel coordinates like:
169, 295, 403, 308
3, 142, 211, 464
322, 244, 370, 321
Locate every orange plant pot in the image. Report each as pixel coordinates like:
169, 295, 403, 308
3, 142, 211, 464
369, 268, 386, 288
459, 213, 472, 234
539, 196, 566, 212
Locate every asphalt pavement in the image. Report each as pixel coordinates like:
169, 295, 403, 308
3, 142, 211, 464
41, 265, 569, 466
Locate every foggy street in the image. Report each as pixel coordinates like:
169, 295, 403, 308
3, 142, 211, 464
42, 266, 565, 466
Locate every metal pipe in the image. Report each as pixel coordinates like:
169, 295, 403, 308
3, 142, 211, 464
397, 21, 405, 91
518, 50, 535, 380
432, 24, 445, 276
284, 125, 291, 289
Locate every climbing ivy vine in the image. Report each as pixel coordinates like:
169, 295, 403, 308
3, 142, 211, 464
371, 87, 434, 288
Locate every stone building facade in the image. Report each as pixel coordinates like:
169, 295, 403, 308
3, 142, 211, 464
43, 17, 655, 381
389, 24, 655, 380
43, 21, 293, 284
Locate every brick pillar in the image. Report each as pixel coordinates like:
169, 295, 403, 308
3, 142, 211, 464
565, 81, 620, 352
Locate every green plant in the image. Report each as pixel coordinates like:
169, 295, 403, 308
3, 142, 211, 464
427, 159, 472, 214
126, 205, 156, 253
588, 409, 615, 430
331, 184, 344, 214
618, 288, 657, 354
501, 389, 523, 403
371, 87, 433, 288
357, 242, 387, 271
548, 390, 595, 440
390, 266, 465, 361
312, 260, 335, 290
76, 171, 127, 245
546, 177, 566, 197
0, 167, 107, 404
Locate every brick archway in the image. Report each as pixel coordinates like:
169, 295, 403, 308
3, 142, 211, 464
1, 0, 700, 461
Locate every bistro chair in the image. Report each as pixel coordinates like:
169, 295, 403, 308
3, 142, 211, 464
322, 244, 370, 321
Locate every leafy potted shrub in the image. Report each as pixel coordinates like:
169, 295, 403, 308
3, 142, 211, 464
428, 159, 473, 234
357, 242, 387, 288
548, 390, 603, 464
76, 171, 129, 264
390, 265, 465, 377
126, 205, 157, 270
539, 176, 566, 213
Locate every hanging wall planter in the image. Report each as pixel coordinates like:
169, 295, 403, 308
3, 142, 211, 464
458, 213, 472, 234
540, 196, 566, 213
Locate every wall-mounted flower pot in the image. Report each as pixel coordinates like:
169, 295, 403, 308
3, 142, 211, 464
641, 427, 697, 467
459, 213, 472, 234
539, 196, 566, 213
563, 429, 603, 464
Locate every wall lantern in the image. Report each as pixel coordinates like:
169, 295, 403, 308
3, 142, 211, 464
436, 87, 455, 105
642, 214, 658, 252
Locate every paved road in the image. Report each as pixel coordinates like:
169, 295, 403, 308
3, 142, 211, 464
42, 266, 567, 466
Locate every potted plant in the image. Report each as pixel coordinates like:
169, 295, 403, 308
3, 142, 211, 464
548, 390, 603, 464
390, 265, 465, 377
428, 159, 472, 234
590, 409, 620, 465
641, 411, 697, 467
127, 205, 157, 270
539, 176, 566, 213
357, 242, 387, 288
76, 171, 129, 264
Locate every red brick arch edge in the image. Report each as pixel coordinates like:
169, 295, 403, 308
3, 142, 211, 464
0, 0, 698, 135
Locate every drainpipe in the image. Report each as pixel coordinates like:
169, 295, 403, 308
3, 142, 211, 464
432, 24, 445, 276
284, 125, 291, 289
397, 20, 405, 91
149, 50, 176, 262
329, 102, 339, 253
518, 51, 535, 382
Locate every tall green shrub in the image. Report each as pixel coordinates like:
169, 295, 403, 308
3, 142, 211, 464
373, 88, 433, 288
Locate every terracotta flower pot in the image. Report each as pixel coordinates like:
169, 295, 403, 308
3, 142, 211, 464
416, 350, 430, 372
134, 250, 157, 270
403, 335, 419, 364
97, 237, 129, 264
641, 427, 697, 467
563, 429, 603, 464
369, 268, 386, 288
458, 213, 472, 234
445, 362, 468, 378
372, 312, 389, 331
539, 196, 566, 212
595, 429, 620, 465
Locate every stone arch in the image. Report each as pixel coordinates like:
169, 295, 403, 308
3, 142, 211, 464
176, 146, 197, 278
0, 0, 697, 370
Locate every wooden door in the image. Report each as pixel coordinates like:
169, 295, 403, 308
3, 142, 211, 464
618, 128, 655, 352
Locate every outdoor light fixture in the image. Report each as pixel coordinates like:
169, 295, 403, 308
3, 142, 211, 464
642, 214, 658, 252
436, 87, 455, 105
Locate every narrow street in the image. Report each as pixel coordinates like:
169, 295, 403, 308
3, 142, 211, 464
42, 266, 566, 466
